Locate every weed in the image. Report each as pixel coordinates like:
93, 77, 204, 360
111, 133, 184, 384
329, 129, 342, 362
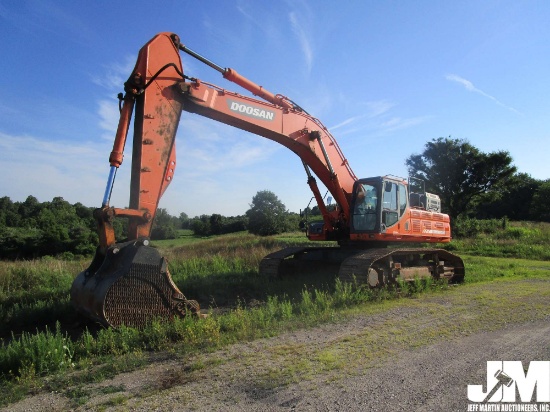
0, 322, 74, 379
158, 368, 193, 390
99, 384, 125, 394
104, 394, 129, 406
66, 385, 90, 407
316, 349, 343, 371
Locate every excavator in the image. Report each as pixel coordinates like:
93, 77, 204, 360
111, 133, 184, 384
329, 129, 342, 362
71, 32, 464, 328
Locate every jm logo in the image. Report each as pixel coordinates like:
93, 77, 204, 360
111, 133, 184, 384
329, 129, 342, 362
468, 361, 550, 403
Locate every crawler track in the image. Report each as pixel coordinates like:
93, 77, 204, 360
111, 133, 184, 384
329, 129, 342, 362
337, 248, 465, 286
260, 246, 465, 286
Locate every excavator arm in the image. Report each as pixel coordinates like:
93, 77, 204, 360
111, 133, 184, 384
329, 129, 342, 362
96, 33, 185, 251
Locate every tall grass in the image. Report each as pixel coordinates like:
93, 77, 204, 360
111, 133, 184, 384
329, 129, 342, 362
0, 258, 87, 337
1, 322, 74, 381
446, 220, 550, 260
0, 272, 430, 388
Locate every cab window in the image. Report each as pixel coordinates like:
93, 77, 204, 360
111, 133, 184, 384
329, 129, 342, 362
399, 184, 407, 216
382, 181, 399, 227
352, 184, 378, 231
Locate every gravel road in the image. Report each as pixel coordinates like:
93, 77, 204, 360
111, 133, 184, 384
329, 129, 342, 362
4, 279, 550, 412
252, 319, 550, 411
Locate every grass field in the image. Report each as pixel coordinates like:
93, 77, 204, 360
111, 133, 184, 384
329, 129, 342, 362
0, 221, 549, 406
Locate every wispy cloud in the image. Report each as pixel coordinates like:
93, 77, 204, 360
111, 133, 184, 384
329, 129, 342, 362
330, 115, 365, 131
445, 74, 522, 115
0, 3, 8, 19
92, 57, 136, 141
0, 1, 93, 45
177, 117, 276, 173
161, 116, 281, 215
97, 100, 119, 139
91, 56, 136, 91
236, 2, 280, 42
379, 116, 432, 133
289, 12, 313, 73
329, 100, 395, 132
365, 100, 395, 118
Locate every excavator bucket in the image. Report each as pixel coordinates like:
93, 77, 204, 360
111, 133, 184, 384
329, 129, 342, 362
70, 239, 200, 328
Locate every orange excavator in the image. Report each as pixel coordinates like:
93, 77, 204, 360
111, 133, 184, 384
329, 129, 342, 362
71, 33, 464, 328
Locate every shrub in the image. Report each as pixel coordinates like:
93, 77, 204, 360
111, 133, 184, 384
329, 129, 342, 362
0, 323, 74, 379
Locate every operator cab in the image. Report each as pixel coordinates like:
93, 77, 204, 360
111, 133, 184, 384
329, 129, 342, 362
350, 176, 408, 234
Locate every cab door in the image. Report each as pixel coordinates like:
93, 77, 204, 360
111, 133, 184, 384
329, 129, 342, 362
381, 180, 408, 232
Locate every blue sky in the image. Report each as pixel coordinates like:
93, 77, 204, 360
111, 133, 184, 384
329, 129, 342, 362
1, 0, 549, 217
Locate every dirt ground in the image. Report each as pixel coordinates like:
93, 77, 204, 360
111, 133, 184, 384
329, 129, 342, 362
4, 279, 550, 412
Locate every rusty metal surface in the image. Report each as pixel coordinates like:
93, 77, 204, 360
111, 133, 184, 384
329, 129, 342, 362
71, 240, 199, 328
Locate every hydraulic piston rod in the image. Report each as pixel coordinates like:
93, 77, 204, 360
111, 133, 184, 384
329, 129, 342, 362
177, 42, 294, 111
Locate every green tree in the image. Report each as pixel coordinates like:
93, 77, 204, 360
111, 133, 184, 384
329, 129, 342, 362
151, 208, 177, 240
530, 180, 550, 222
190, 215, 212, 236
0, 196, 15, 228
474, 173, 542, 220
18, 195, 41, 225
246, 190, 288, 236
1, 196, 20, 227
406, 137, 516, 219
284, 212, 302, 232
210, 214, 223, 235
0, 196, 98, 259
222, 215, 248, 233
73, 202, 94, 221
178, 212, 190, 229
36, 199, 75, 255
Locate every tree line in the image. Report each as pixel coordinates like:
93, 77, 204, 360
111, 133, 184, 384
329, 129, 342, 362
0, 190, 296, 259
406, 137, 549, 222
0, 196, 98, 260
1, 137, 548, 260
154, 190, 300, 237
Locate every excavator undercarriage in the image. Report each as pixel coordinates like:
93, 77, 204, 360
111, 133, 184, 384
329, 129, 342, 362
260, 246, 465, 287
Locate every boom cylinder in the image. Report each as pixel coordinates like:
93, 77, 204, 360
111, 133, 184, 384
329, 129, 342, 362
109, 96, 135, 167
178, 43, 294, 111
222, 68, 294, 110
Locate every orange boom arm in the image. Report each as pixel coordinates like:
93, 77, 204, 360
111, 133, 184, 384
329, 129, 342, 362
97, 32, 358, 249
